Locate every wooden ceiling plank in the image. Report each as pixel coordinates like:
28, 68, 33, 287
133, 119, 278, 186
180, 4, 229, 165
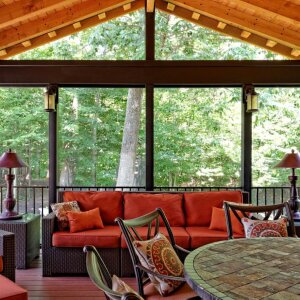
0, 0, 75, 31
235, 0, 300, 23
147, 0, 155, 12
164, 0, 300, 49
156, 0, 296, 59
1, 0, 144, 59
0, 0, 135, 50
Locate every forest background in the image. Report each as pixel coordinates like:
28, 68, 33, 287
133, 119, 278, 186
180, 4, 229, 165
0, 10, 299, 192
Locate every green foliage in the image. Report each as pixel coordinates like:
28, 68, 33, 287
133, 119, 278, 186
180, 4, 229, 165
3, 9, 298, 189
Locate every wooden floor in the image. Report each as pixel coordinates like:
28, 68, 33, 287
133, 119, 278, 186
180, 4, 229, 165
16, 257, 138, 300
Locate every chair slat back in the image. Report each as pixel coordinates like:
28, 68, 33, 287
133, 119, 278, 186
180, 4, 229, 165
223, 201, 297, 239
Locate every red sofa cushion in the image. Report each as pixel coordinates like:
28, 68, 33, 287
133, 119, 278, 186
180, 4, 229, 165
184, 191, 243, 226
121, 227, 190, 249
124, 193, 185, 226
0, 275, 28, 300
186, 226, 244, 249
63, 191, 123, 225
209, 207, 245, 235
52, 226, 121, 248
0, 256, 2, 273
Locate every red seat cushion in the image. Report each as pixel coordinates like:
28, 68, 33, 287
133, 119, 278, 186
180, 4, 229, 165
0, 275, 28, 300
52, 226, 121, 248
144, 282, 196, 300
63, 191, 123, 225
186, 226, 244, 249
184, 191, 243, 226
121, 227, 190, 249
0, 256, 3, 273
124, 193, 185, 226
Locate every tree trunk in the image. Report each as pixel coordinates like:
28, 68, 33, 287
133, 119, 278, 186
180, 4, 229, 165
116, 88, 143, 187
59, 160, 73, 186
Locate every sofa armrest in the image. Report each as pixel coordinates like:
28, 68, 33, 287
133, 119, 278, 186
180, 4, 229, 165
42, 212, 56, 249
0, 229, 15, 282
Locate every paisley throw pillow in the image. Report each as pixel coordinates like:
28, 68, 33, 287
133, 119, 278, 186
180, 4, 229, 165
133, 232, 184, 296
51, 201, 80, 231
241, 217, 288, 238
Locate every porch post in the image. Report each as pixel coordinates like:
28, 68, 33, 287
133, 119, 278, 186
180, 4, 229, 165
145, 3, 155, 190
241, 85, 252, 202
48, 87, 58, 207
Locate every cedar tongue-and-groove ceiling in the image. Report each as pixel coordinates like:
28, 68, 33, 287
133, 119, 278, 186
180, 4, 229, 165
0, 0, 300, 60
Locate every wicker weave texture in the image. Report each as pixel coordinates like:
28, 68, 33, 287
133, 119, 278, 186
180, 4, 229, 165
0, 214, 40, 269
0, 229, 15, 281
42, 213, 120, 276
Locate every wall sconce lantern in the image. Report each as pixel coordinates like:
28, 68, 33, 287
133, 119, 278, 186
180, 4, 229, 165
245, 84, 259, 113
44, 84, 57, 112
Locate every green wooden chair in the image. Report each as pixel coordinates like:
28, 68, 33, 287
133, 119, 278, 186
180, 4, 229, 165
223, 201, 297, 239
115, 208, 199, 299
84, 245, 141, 300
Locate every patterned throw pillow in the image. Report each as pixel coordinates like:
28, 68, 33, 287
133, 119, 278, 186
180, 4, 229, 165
133, 232, 184, 296
51, 201, 80, 231
241, 217, 288, 238
112, 275, 144, 299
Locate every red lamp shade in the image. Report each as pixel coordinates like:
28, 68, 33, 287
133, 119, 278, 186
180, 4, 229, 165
275, 149, 300, 169
0, 149, 27, 169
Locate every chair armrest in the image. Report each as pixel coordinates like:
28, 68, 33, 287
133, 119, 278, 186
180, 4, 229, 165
121, 292, 142, 300
42, 212, 56, 248
174, 244, 190, 255
0, 229, 15, 282
136, 264, 186, 282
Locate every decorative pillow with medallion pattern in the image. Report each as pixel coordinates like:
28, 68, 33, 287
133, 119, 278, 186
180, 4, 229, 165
51, 201, 80, 231
133, 232, 184, 296
241, 217, 288, 238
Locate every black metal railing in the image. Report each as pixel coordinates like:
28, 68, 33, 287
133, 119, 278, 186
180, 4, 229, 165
0, 185, 295, 217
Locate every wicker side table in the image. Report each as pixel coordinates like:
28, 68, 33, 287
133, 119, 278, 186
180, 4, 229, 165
0, 213, 40, 269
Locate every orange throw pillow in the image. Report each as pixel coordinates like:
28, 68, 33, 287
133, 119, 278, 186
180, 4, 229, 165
67, 208, 104, 233
209, 207, 244, 235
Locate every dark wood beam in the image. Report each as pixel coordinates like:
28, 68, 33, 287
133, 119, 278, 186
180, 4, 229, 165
145, 2, 155, 60
1, 61, 300, 86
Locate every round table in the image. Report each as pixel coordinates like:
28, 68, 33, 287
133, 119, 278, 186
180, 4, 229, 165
184, 237, 300, 300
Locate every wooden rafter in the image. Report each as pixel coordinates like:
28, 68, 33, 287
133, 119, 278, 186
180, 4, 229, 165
0, 0, 144, 59
147, 0, 155, 12
163, 0, 300, 49
0, 0, 78, 31
0, 0, 135, 50
156, 0, 296, 59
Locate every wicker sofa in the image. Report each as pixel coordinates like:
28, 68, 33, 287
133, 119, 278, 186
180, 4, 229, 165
42, 190, 247, 277
0, 230, 15, 282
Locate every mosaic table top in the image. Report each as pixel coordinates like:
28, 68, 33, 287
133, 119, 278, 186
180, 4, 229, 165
184, 237, 300, 300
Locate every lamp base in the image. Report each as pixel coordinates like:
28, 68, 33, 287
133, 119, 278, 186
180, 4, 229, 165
293, 211, 300, 221
0, 211, 23, 220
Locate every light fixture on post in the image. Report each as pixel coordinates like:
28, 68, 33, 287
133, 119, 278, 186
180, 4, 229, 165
0, 149, 27, 220
245, 84, 258, 113
44, 84, 57, 112
275, 149, 300, 220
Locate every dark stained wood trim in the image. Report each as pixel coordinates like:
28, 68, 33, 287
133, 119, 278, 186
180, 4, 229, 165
48, 88, 58, 207
1, 61, 300, 86
145, 4, 155, 60
241, 85, 252, 199
146, 83, 154, 190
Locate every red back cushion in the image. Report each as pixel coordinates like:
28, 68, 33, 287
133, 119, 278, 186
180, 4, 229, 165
184, 191, 243, 226
124, 193, 185, 226
0, 256, 3, 273
209, 207, 245, 235
63, 191, 123, 225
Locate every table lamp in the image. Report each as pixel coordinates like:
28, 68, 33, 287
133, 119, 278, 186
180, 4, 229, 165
0, 149, 27, 220
275, 149, 300, 220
